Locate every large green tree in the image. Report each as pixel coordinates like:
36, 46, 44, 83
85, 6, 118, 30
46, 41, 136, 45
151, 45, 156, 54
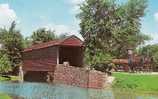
113, 0, 150, 57
31, 28, 56, 44
0, 21, 24, 68
78, 0, 149, 68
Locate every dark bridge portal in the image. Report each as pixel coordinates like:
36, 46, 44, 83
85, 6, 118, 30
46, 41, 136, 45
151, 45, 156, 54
59, 46, 83, 67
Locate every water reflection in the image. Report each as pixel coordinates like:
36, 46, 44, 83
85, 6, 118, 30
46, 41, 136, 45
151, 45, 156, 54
0, 82, 158, 99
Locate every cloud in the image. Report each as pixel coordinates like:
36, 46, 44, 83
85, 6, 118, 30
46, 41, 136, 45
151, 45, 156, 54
0, 4, 17, 28
154, 12, 158, 22
45, 24, 78, 35
37, 23, 83, 39
146, 33, 158, 45
69, 0, 85, 5
69, 0, 85, 14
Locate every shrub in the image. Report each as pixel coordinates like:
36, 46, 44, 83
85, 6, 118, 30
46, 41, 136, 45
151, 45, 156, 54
0, 53, 12, 74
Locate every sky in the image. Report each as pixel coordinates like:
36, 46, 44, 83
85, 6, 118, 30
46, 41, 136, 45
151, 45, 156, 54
0, 0, 158, 45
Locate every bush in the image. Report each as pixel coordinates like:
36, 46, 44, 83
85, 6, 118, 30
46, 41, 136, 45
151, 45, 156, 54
0, 53, 12, 74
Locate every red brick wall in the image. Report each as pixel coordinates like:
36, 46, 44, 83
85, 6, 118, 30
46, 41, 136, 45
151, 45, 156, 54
53, 64, 88, 88
53, 64, 106, 89
88, 70, 106, 89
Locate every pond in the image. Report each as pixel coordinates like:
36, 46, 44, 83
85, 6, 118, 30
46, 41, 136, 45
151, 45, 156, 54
0, 82, 158, 99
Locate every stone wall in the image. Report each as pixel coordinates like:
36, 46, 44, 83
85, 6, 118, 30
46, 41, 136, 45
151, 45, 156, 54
88, 70, 106, 89
53, 64, 106, 89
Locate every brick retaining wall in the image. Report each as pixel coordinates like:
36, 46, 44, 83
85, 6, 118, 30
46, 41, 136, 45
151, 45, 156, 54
53, 64, 106, 89
88, 70, 106, 88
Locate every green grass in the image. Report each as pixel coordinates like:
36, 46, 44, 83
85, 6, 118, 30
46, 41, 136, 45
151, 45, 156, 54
10, 76, 19, 81
0, 93, 11, 99
0, 75, 19, 81
112, 72, 158, 92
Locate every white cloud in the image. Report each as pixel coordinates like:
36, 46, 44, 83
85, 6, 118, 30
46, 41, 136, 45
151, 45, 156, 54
69, 0, 85, 14
71, 5, 80, 14
45, 24, 77, 35
0, 4, 17, 28
37, 23, 83, 39
154, 12, 158, 22
145, 32, 158, 45
69, 0, 85, 5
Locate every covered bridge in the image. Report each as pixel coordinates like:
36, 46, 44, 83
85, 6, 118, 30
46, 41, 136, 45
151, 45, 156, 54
22, 35, 106, 89
22, 35, 84, 81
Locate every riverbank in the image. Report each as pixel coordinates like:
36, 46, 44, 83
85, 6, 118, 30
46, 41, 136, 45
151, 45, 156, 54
0, 76, 19, 81
112, 72, 158, 92
0, 93, 11, 99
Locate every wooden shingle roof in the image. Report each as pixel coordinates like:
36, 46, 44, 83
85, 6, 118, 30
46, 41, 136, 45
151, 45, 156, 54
23, 35, 83, 52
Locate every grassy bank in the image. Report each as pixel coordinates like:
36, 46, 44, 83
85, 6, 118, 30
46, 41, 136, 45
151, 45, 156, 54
0, 76, 20, 99
0, 93, 11, 99
112, 72, 158, 92
0, 76, 19, 81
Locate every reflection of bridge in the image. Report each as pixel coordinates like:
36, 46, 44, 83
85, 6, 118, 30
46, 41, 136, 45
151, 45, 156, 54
112, 56, 153, 72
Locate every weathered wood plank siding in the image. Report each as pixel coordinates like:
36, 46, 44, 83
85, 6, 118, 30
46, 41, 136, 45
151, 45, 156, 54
61, 36, 83, 46
22, 47, 57, 71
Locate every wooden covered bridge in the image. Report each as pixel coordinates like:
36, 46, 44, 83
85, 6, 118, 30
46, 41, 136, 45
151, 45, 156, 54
22, 35, 106, 89
22, 35, 84, 81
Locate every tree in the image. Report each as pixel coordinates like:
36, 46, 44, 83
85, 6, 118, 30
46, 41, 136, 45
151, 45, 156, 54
23, 37, 33, 48
0, 21, 24, 68
0, 53, 12, 73
138, 44, 158, 70
31, 28, 56, 44
78, 0, 149, 69
113, 0, 149, 57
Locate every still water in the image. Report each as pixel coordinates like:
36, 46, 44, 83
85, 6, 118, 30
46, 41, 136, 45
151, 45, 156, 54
0, 82, 158, 99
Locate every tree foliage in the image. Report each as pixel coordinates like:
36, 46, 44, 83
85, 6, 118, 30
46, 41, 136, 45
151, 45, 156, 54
78, 0, 149, 68
138, 44, 158, 69
31, 28, 56, 44
0, 21, 24, 68
23, 37, 33, 48
0, 53, 12, 73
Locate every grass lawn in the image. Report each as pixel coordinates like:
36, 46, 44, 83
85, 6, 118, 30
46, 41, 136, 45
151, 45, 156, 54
112, 72, 158, 92
0, 76, 19, 81
0, 93, 11, 99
